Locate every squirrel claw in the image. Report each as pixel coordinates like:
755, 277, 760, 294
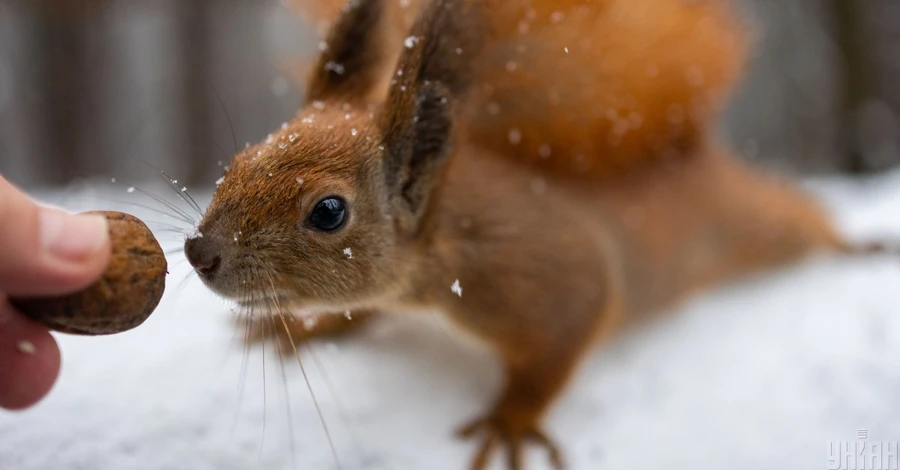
456, 414, 565, 470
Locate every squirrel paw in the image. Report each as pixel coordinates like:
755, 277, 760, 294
456, 412, 564, 470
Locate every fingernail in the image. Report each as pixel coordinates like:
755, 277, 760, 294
40, 209, 109, 262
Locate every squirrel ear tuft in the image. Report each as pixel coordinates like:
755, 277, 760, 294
305, 0, 385, 103
380, 0, 486, 226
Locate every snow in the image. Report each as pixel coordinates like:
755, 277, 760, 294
16, 340, 35, 355
325, 62, 346, 76
3, 169, 900, 470
508, 128, 522, 145
451, 280, 463, 298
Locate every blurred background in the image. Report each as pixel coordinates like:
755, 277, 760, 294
0, 0, 899, 188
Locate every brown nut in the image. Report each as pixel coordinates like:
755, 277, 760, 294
9, 211, 167, 336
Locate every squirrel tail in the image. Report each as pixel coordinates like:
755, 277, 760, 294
463, 0, 749, 179
288, 0, 749, 179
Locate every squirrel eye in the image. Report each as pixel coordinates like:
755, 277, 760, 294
307, 197, 347, 232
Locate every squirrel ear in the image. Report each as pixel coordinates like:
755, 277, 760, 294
382, 81, 454, 222
305, 0, 385, 102
380, 0, 484, 226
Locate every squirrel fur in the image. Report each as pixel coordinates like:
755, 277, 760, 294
184, 1, 887, 469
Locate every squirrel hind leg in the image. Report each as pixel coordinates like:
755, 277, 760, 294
240, 310, 377, 356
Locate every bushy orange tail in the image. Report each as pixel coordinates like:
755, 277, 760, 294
288, 0, 749, 179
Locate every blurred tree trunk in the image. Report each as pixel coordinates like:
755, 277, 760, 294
28, 0, 107, 185
832, 0, 873, 174
175, 0, 216, 187
831, 0, 900, 174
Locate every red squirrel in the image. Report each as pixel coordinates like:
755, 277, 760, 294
183, 0, 890, 468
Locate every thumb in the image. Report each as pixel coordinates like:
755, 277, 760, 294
0, 175, 111, 297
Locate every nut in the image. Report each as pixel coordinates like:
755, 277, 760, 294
9, 211, 167, 336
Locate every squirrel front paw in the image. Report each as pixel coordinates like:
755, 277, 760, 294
457, 408, 564, 470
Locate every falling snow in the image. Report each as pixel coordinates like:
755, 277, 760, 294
16, 340, 36, 355
325, 61, 345, 75
538, 144, 552, 158
296, 177, 304, 186
126, 187, 135, 193
302, 315, 318, 330
404, 35, 419, 49
508, 128, 522, 145
450, 279, 463, 297
343, 247, 353, 259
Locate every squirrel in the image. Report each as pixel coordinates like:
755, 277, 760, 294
183, 0, 893, 468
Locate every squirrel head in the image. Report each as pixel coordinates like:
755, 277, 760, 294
184, 0, 484, 309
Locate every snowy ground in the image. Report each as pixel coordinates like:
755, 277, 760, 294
2, 169, 900, 470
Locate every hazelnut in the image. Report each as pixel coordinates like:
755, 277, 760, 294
9, 211, 167, 335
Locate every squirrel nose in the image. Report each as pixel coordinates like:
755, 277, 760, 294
184, 235, 222, 279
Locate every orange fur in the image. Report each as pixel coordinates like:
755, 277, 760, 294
289, 0, 747, 178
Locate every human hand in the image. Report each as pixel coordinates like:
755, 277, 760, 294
0, 174, 110, 410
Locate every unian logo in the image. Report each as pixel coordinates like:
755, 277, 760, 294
827, 429, 900, 470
